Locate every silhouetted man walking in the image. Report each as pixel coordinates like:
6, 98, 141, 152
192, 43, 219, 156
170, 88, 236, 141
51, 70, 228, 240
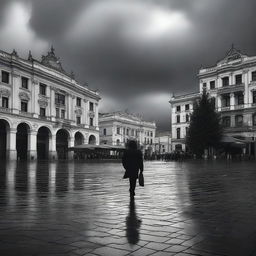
122, 140, 144, 199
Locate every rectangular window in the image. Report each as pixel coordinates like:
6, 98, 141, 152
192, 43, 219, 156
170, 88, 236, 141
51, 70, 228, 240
103, 128, 107, 135
21, 77, 28, 89
210, 81, 215, 89
176, 105, 181, 112
222, 95, 230, 107
61, 109, 65, 119
39, 83, 46, 95
203, 82, 207, 88
56, 108, 60, 118
123, 128, 126, 135
117, 127, 120, 134
2, 97, 8, 108
210, 97, 216, 108
185, 104, 190, 111
176, 115, 180, 123
90, 117, 94, 126
76, 97, 81, 107
89, 102, 94, 111
235, 74, 242, 85
237, 93, 244, 105
222, 77, 229, 87
252, 71, 256, 81
21, 101, 28, 112
222, 116, 231, 127
126, 129, 129, 136
55, 93, 65, 105
76, 116, 81, 124
131, 129, 135, 136
150, 131, 153, 137
253, 91, 256, 104
1, 71, 9, 84
177, 128, 180, 139
40, 107, 46, 117
186, 114, 189, 122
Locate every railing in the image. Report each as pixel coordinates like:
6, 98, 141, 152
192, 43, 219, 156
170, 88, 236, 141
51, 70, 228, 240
0, 107, 11, 113
19, 111, 33, 117
221, 106, 230, 111
56, 118, 72, 125
77, 124, 85, 128
39, 115, 51, 120
234, 104, 244, 110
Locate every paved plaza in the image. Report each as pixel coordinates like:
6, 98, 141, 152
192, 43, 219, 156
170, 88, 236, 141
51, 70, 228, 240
0, 160, 256, 256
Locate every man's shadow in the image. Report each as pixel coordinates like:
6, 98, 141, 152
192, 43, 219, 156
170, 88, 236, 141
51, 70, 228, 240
126, 199, 141, 245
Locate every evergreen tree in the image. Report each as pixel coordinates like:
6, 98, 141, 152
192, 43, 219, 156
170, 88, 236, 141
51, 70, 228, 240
186, 90, 223, 158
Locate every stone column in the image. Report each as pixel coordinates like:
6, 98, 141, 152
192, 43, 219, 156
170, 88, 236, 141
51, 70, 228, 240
67, 94, 72, 120
95, 103, 99, 128
31, 78, 38, 117
217, 76, 222, 89
68, 136, 74, 160
230, 72, 234, 85
217, 96, 222, 111
11, 73, 20, 114
49, 135, 57, 160
28, 130, 37, 160
50, 87, 55, 121
7, 128, 17, 160
243, 69, 249, 108
83, 99, 88, 126
230, 93, 235, 110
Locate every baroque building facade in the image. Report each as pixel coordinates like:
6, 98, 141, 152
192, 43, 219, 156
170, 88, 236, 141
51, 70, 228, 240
154, 132, 172, 154
0, 47, 100, 160
99, 112, 156, 154
170, 46, 256, 156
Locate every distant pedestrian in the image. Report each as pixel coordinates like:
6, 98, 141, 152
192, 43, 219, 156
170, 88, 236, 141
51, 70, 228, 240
122, 140, 144, 200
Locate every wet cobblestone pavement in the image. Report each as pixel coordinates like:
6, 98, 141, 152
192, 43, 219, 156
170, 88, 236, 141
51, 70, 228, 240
0, 160, 256, 256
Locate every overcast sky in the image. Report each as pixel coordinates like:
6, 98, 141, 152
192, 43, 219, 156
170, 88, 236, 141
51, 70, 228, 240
0, 0, 255, 130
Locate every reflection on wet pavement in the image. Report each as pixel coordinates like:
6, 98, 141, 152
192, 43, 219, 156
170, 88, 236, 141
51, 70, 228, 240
0, 160, 256, 255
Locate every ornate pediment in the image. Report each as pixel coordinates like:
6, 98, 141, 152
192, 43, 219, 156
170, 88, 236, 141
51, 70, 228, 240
19, 92, 30, 101
218, 44, 247, 65
75, 108, 82, 115
41, 46, 65, 73
89, 111, 95, 118
0, 88, 10, 97
38, 98, 48, 107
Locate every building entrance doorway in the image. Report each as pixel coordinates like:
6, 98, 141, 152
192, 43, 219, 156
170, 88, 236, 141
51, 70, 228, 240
56, 129, 69, 159
16, 123, 30, 160
0, 119, 9, 159
37, 127, 51, 159
75, 132, 84, 146
88, 135, 96, 145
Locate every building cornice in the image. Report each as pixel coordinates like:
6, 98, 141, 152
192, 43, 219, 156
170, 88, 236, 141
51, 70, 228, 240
0, 50, 100, 101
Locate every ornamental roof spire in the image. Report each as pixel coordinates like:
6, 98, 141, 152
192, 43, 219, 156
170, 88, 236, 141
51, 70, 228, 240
41, 46, 65, 73
28, 50, 33, 61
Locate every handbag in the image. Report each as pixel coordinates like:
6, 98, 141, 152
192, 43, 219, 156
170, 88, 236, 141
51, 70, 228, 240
139, 172, 144, 187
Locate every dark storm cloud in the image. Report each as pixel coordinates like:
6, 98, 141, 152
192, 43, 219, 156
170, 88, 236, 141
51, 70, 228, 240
0, 0, 256, 129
